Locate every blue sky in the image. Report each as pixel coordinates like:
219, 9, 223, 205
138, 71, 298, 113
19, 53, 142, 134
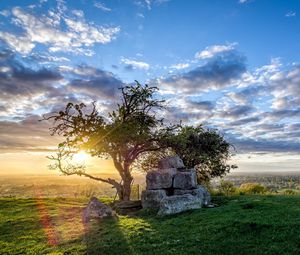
0, 0, 300, 173
1, 0, 300, 82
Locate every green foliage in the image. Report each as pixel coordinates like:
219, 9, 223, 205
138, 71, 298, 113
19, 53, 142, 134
1, 196, 300, 254
139, 125, 236, 183
48, 82, 166, 158
218, 179, 236, 196
44, 81, 172, 200
169, 126, 237, 183
284, 189, 296, 195
239, 183, 267, 194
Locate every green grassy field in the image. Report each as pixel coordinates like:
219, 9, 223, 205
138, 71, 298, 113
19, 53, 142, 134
1, 195, 300, 255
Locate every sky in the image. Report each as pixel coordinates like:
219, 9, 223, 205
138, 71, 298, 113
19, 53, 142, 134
0, 0, 300, 176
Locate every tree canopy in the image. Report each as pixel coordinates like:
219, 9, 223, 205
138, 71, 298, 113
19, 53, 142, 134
139, 125, 237, 184
43, 81, 236, 200
43, 81, 174, 200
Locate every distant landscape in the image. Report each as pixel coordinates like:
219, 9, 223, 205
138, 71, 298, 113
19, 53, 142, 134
1, 171, 300, 199
214, 171, 300, 194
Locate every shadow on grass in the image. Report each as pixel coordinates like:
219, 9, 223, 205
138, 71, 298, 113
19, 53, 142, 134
83, 218, 133, 255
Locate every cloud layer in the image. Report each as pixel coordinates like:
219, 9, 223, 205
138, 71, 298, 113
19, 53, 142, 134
0, 1, 299, 157
2, 41, 300, 154
0, 4, 120, 56
159, 51, 246, 94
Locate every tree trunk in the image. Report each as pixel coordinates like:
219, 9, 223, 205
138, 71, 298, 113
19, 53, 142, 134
111, 156, 133, 201
121, 177, 132, 201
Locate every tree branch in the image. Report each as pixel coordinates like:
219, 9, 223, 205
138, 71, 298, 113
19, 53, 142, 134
48, 149, 121, 189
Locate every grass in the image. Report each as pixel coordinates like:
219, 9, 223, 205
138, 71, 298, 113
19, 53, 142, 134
1, 195, 300, 255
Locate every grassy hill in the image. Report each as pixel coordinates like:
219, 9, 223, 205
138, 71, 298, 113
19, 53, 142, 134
1, 195, 300, 255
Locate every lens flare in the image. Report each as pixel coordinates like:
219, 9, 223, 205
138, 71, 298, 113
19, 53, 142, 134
73, 151, 88, 164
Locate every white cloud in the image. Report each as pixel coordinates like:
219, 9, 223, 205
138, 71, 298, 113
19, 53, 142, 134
239, 0, 249, 3
0, 32, 35, 54
121, 57, 150, 70
0, 10, 10, 17
94, 2, 112, 12
0, 66, 11, 73
71, 9, 84, 18
170, 63, 189, 70
227, 92, 248, 104
134, 0, 170, 10
285, 11, 296, 17
0, 6, 120, 56
271, 97, 288, 110
63, 17, 120, 45
195, 43, 237, 59
136, 13, 145, 18
47, 56, 70, 62
30, 53, 70, 63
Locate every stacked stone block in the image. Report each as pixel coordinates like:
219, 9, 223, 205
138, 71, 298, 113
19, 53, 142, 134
141, 156, 211, 215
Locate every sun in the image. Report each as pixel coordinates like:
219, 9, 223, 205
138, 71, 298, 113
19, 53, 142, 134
73, 151, 88, 164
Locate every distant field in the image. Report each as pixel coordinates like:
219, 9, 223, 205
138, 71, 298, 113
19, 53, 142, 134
1, 195, 300, 255
1, 172, 299, 199
0, 174, 145, 199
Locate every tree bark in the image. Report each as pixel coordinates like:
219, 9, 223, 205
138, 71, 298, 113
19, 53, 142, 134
111, 156, 134, 201
122, 161, 133, 201
121, 176, 133, 201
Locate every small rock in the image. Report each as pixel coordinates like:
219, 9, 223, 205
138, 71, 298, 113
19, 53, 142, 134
173, 169, 197, 189
141, 189, 166, 209
158, 194, 202, 216
158, 156, 185, 170
82, 197, 116, 222
206, 204, 215, 208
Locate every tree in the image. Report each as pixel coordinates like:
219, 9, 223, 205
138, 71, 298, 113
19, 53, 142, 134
139, 125, 237, 184
219, 179, 236, 196
43, 81, 173, 201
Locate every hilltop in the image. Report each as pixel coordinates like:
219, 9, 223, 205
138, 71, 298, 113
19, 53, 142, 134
1, 195, 300, 254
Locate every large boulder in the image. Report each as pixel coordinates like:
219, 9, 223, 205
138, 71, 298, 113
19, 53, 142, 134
141, 189, 167, 209
158, 156, 185, 170
146, 168, 177, 189
158, 194, 202, 216
174, 185, 211, 206
174, 187, 205, 202
173, 169, 197, 189
82, 197, 116, 222
196, 185, 211, 206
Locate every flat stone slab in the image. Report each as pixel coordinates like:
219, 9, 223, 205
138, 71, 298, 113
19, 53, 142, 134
114, 200, 142, 215
158, 194, 202, 216
114, 200, 142, 209
158, 156, 185, 170
146, 168, 177, 189
141, 189, 166, 209
173, 170, 197, 189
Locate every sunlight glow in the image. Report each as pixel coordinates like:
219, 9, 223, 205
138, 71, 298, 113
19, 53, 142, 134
73, 151, 88, 164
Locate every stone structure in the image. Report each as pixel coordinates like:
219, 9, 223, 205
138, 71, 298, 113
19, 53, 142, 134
83, 197, 117, 222
141, 156, 211, 216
